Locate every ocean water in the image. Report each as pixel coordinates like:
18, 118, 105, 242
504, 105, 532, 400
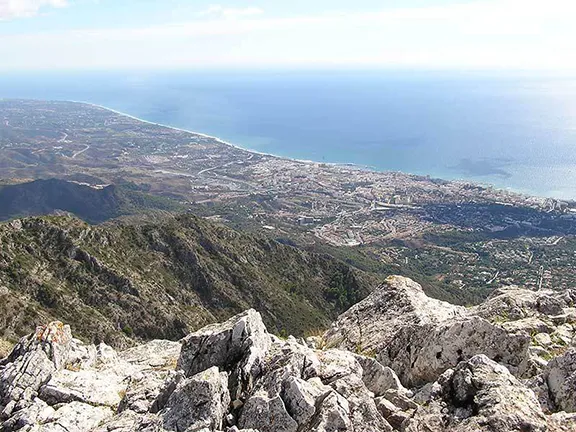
1, 69, 575, 199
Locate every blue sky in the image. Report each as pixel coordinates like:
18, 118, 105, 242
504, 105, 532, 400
1, 0, 575, 70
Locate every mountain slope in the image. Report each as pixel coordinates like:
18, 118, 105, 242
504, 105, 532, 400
0, 179, 183, 223
0, 214, 376, 348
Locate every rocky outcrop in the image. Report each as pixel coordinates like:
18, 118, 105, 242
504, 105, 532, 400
545, 348, 576, 412
403, 355, 549, 432
0, 321, 180, 432
2, 278, 576, 431
325, 275, 576, 386
323, 275, 467, 355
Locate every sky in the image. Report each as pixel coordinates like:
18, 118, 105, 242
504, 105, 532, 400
0, 0, 575, 71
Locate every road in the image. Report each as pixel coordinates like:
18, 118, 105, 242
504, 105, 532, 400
72, 144, 90, 159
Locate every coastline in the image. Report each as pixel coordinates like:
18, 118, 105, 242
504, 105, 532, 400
73, 100, 377, 171
58, 100, 556, 201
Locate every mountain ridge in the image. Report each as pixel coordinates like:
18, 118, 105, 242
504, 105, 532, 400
0, 213, 376, 348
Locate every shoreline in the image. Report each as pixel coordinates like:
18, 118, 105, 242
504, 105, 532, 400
72, 101, 524, 188
30, 99, 565, 201
73, 100, 377, 172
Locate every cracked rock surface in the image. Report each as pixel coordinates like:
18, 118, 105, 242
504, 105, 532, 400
2, 277, 576, 431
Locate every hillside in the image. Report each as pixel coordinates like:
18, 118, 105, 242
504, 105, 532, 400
0, 179, 184, 224
0, 214, 376, 348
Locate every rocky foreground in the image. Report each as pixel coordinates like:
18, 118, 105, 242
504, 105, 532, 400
2, 276, 576, 431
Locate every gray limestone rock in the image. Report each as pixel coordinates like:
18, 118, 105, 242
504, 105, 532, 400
352, 354, 408, 397
162, 366, 231, 432
178, 309, 271, 401
237, 391, 298, 432
0, 322, 74, 417
324, 276, 466, 355
404, 355, 550, 432
4, 292, 576, 432
546, 348, 576, 412
34, 401, 112, 432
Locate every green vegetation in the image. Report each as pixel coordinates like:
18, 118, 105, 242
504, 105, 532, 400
0, 214, 376, 347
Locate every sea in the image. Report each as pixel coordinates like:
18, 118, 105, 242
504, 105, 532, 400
1, 69, 575, 200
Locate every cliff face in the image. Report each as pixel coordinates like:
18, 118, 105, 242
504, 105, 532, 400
2, 276, 576, 432
0, 215, 372, 347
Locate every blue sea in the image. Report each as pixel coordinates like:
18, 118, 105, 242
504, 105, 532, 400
1, 69, 575, 199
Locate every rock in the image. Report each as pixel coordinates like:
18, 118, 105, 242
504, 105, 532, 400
227, 427, 260, 432
91, 409, 160, 432
119, 339, 181, 369
379, 316, 530, 387
404, 355, 549, 432
39, 367, 127, 407
537, 295, 566, 316
329, 373, 392, 431
533, 332, 552, 347
307, 390, 352, 432
325, 277, 535, 387
546, 348, 576, 412
352, 354, 408, 397
379, 389, 418, 412
281, 376, 326, 425
305, 336, 323, 350
35, 401, 112, 432
552, 324, 574, 346
178, 309, 271, 400
0, 322, 74, 415
525, 374, 556, 414
548, 412, 576, 432
238, 391, 298, 432
324, 276, 466, 354
476, 287, 575, 322
374, 397, 413, 430
303, 349, 363, 385
1, 398, 55, 431
4, 299, 576, 432
162, 366, 231, 432
500, 317, 555, 335
120, 369, 181, 414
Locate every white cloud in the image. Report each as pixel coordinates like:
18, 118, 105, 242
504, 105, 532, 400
0, 0, 68, 20
199, 4, 264, 20
2, 0, 576, 70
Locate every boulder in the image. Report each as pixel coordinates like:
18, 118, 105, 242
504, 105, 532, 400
178, 309, 271, 401
379, 316, 530, 386
0, 322, 74, 416
39, 367, 127, 408
403, 355, 549, 432
161, 366, 231, 432
281, 376, 327, 425
475, 287, 575, 322
238, 391, 298, 432
31, 401, 112, 432
352, 354, 408, 397
307, 390, 352, 432
324, 276, 466, 354
545, 348, 576, 412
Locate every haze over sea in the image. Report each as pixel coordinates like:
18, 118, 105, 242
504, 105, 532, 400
1, 70, 575, 200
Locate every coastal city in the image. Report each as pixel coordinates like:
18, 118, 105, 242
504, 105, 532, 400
2, 99, 576, 295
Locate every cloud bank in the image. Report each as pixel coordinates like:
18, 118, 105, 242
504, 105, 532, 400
2, 0, 576, 70
0, 0, 68, 20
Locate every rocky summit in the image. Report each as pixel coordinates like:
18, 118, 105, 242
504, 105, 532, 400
2, 277, 576, 431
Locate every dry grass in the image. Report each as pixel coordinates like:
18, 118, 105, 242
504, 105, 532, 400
0, 338, 14, 359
